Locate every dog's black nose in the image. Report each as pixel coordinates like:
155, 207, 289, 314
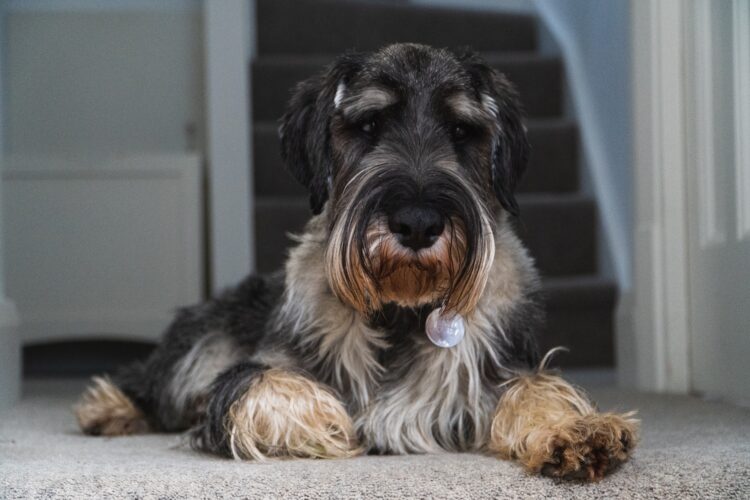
388, 206, 445, 251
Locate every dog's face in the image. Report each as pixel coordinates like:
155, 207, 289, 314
280, 44, 529, 316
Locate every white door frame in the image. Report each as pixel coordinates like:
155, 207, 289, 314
629, 0, 750, 394
203, 0, 255, 293
629, 0, 692, 393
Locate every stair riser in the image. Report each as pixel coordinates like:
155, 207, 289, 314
542, 306, 615, 367
515, 198, 597, 276
254, 198, 596, 277
253, 121, 578, 197
252, 57, 562, 121
257, 0, 537, 55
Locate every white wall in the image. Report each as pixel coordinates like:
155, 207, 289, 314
5, 7, 203, 157
1, 1, 207, 350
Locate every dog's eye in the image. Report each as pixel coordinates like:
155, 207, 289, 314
361, 119, 378, 135
451, 124, 469, 142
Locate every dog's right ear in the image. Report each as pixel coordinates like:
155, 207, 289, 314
453, 49, 530, 217
279, 53, 364, 215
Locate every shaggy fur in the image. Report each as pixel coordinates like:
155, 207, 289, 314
75, 43, 638, 481
490, 352, 639, 479
225, 368, 360, 460
75, 377, 149, 436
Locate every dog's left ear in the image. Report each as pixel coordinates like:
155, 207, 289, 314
279, 53, 364, 215
456, 50, 530, 216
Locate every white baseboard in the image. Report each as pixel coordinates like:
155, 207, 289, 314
615, 291, 637, 388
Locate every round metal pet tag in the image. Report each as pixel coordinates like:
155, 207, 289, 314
425, 308, 465, 348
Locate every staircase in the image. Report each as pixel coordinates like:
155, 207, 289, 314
250, 0, 615, 367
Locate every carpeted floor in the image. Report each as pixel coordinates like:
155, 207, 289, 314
1, 378, 749, 499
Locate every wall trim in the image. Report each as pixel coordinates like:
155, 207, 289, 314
203, 0, 253, 292
734, 0, 750, 240
630, 0, 691, 393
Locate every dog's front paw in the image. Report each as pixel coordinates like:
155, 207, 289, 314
527, 412, 638, 481
74, 376, 150, 436
226, 369, 361, 460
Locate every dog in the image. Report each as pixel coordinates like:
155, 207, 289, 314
75, 43, 638, 481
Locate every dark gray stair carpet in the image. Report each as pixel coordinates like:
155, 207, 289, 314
250, 0, 616, 367
257, 0, 537, 55
543, 276, 616, 367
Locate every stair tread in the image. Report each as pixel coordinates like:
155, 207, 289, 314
542, 275, 617, 306
257, 0, 537, 55
541, 275, 617, 367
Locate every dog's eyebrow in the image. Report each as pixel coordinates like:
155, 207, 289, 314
340, 87, 398, 120
445, 92, 496, 124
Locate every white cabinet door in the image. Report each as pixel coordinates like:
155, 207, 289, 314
686, 0, 750, 405
2, 154, 204, 344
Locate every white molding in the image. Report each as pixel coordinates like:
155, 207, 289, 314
631, 0, 691, 393
533, 1, 631, 289
691, 0, 725, 247
734, 0, 750, 241
615, 290, 636, 387
203, 0, 253, 293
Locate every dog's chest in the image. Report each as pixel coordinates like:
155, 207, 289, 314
351, 313, 496, 454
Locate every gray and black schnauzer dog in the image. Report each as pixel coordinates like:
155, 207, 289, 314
76, 44, 638, 481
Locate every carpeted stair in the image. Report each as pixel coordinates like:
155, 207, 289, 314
251, 0, 615, 367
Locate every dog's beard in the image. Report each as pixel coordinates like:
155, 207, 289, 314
325, 191, 496, 317
364, 218, 464, 309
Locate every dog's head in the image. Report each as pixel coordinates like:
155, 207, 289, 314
280, 43, 529, 316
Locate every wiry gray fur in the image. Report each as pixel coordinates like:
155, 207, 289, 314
112, 44, 543, 457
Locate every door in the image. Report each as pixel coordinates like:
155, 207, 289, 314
686, 0, 750, 405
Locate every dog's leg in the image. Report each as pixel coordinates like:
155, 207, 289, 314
192, 363, 361, 460
489, 372, 638, 481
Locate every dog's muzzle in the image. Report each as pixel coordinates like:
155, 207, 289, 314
325, 169, 496, 316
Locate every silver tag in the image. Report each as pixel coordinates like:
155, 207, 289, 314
425, 307, 465, 348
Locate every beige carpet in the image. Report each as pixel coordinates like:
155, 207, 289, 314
1, 378, 749, 499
